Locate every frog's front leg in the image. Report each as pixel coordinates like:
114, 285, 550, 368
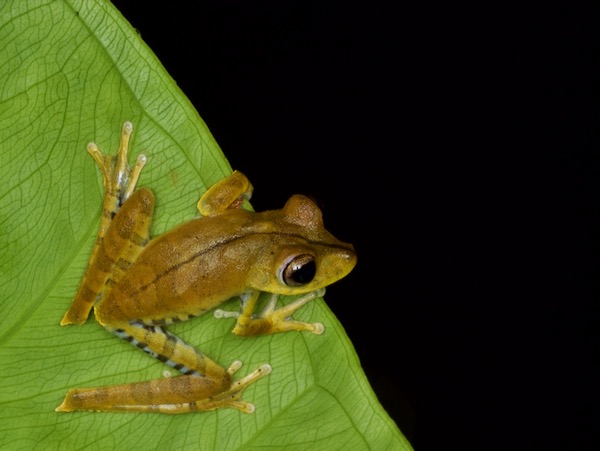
197, 169, 253, 216
57, 319, 271, 413
215, 289, 326, 336
61, 121, 148, 325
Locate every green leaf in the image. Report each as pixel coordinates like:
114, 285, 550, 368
0, 1, 412, 449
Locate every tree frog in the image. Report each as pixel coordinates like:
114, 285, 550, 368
56, 122, 356, 414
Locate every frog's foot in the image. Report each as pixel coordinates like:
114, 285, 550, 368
201, 361, 272, 413
55, 361, 272, 414
88, 121, 147, 209
215, 288, 326, 336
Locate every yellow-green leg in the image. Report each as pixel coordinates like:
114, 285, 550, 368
56, 361, 271, 414
215, 289, 326, 336
61, 122, 147, 325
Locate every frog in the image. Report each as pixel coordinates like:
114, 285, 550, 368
56, 121, 357, 414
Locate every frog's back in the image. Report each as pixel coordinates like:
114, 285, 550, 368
95, 209, 260, 324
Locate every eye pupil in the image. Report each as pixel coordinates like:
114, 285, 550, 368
283, 255, 316, 286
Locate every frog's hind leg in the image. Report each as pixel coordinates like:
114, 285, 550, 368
56, 361, 271, 414
57, 320, 272, 413
108, 321, 230, 382
61, 122, 148, 325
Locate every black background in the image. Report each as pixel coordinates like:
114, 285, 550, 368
111, 2, 599, 450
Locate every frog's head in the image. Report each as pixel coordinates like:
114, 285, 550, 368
247, 195, 357, 295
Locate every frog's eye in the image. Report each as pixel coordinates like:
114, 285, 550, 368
281, 254, 316, 287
